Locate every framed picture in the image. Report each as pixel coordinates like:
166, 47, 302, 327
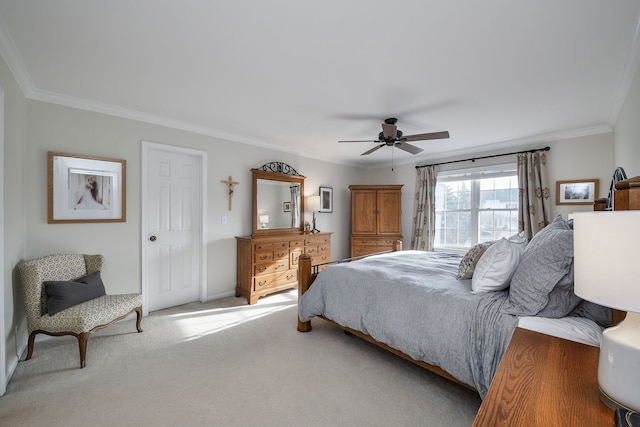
319, 186, 333, 213
48, 151, 126, 223
283, 201, 291, 212
556, 179, 599, 205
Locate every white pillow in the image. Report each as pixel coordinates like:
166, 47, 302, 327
471, 237, 527, 293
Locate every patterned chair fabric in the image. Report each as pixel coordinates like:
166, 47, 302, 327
18, 254, 143, 368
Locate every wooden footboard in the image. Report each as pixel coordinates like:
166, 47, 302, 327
296, 241, 476, 392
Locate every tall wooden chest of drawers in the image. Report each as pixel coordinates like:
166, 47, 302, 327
236, 232, 331, 304
349, 185, 403, 258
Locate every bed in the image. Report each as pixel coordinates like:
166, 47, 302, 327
297, 215, 611, 397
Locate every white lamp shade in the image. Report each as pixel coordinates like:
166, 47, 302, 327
306, 195, 321, 212
573, 211, 640, 313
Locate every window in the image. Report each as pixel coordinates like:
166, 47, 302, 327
434, 164, 518, 250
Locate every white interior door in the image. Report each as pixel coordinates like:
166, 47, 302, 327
142, 142, 207, 313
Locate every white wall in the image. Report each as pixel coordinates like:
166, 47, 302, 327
614, 60, 640, 178
23, 100, 366, 301
368, 132, 615, 248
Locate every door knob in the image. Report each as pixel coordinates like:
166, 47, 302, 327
149, 235, 157, 242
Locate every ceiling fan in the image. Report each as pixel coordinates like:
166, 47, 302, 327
339, 118, 450, 156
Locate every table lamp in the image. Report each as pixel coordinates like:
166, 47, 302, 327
259, 215, 269, 229
306, 195, 320, 233
573, 211, 640, 411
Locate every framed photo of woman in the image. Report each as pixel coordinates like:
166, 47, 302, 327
48, 152, 126, 223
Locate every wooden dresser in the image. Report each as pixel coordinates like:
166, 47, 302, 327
236, 232, 331, 304
349, 185, 403, 257
473, 328, 614, 426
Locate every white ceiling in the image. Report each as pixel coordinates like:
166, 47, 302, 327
1, 1, 639, 168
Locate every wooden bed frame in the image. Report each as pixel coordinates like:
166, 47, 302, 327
296, 240, 477, 391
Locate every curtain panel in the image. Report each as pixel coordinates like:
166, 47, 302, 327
517, 152, 551, 240
411, 165, 437, 251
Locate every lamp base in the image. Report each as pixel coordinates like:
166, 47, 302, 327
597, 312, 640, 412
600, 387, 633, 412
311, 213, 320, 234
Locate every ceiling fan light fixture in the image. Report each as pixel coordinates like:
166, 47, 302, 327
338, 117, 449, 156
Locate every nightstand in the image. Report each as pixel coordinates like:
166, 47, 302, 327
473, 327, 614, 426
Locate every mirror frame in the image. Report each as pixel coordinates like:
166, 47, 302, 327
252, 165, 305, 236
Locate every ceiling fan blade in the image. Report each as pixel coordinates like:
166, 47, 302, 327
395, 142, 424, 155
361, 145, 384, 155
382, 123, 397, 139
401, 131, 450, 142
339, 139, 380, 143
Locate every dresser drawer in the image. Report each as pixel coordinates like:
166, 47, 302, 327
254, 259, 289, 276
317, 244, 330, 254
273, 248, 289, 260
253, 269, 297, 291
351, 245, 384, 257
352, 238, 378, 246
254, 251, 274, 263
304, 246, 318, 255
376, 238, 397, 247
290, 239, 305, 249
312, 253, 331, 265
290, 248, 303, 266
305, 235, 330, 245
254, 241, 289, 251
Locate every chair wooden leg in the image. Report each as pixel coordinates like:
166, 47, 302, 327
25, 332, 36, 360
77, 332, 89, 368
134, 307, 143, 333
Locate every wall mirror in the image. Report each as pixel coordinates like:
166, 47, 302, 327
252, 162, 305, 236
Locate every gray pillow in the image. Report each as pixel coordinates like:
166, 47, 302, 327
502, 217, 578, 317
44, 271, 106, 315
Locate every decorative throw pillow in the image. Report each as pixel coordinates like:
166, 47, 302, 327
457, 241, 495, 280
502, 216, 577, 317
471, 237, 528, 293
44, 271, 106, 316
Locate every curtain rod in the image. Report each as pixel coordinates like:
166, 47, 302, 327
415, 146, 551, 169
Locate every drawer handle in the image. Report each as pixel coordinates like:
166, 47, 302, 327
277, 264, 286, 269
259, 255, 269, 261
258, 267, 266, 273
286, 274, 295, 280
258, 280, 268, 286
276, 252, 286, 258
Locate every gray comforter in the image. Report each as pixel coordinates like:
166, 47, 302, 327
298, 250, 519, 397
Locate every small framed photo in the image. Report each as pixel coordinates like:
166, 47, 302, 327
48, 151, 126, 223
319, 186, 333, 213
283, 201, 292, 212
556, 179, 599, 205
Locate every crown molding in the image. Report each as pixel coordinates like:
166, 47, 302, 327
0, 15, 35, 97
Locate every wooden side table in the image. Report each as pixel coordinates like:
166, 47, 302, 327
473, 327, 614, 426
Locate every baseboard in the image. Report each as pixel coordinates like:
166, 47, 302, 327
3, 339, 25, 395
203, 290, 236, 302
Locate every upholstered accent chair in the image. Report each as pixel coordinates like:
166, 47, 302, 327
18, 254, 142, 368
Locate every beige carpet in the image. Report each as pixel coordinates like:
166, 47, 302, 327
0, 290, 481, 426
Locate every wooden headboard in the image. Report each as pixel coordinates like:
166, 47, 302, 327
594, 176, 640, 324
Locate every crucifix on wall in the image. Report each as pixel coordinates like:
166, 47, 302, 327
221, 175, 239, 211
